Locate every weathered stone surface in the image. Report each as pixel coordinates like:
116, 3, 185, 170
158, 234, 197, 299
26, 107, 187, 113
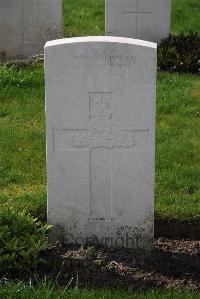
0, 0, 62, 58
106, 0, 171, 43
45, 36, 157, 250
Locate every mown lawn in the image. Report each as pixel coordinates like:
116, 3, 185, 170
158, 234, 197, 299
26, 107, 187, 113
0, 281, 199, 299
63, 0, 104, 37
171, 0, 200, 34
156, 72, 200, 222
62, 0, 200, 37
0, 66, 46, 218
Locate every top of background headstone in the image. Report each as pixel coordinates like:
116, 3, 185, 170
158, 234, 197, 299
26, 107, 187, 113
45, 36, 157, 49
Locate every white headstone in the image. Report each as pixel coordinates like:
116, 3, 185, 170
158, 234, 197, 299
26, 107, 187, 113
45, 36, 157, 250
0, 0, 62, 59
106, 0, 171, 43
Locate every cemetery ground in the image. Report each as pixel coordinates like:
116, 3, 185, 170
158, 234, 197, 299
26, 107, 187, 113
63, 0, 200, 36
0, 0, 200, 297
0, 69, 199, 228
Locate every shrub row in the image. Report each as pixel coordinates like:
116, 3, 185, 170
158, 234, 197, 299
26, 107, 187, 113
0, 208, 51, 274
158, 33, 200, 74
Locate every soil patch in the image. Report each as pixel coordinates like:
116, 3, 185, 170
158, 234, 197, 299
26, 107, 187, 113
155, 220, 200, 240
37, 238, 200, 292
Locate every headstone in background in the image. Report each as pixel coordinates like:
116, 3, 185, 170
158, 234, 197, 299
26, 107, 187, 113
0, 0, 62, 59
45, 36, 157, 250
106, 0, 171, 43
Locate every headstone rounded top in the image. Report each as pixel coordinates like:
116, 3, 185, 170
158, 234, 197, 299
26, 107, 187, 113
45, 36, 157, 49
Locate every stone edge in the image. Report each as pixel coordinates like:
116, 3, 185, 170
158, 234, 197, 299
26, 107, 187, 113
45, 36, 157, 49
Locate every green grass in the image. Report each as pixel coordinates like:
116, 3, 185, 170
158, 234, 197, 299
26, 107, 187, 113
0, 67, 199, 223
0, 281, 199, 299
171, 0, 200, 34
0, 66, 46, 217
156, 72, 200, 222
62, 0, 200, 37
63, 0, 104, 37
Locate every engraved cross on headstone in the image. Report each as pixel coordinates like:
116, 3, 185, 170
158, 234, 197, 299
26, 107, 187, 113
53, 92, 148, 220
124, 0, 153, 38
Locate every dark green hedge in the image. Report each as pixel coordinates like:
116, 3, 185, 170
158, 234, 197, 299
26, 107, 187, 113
158, 33, 200, 74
